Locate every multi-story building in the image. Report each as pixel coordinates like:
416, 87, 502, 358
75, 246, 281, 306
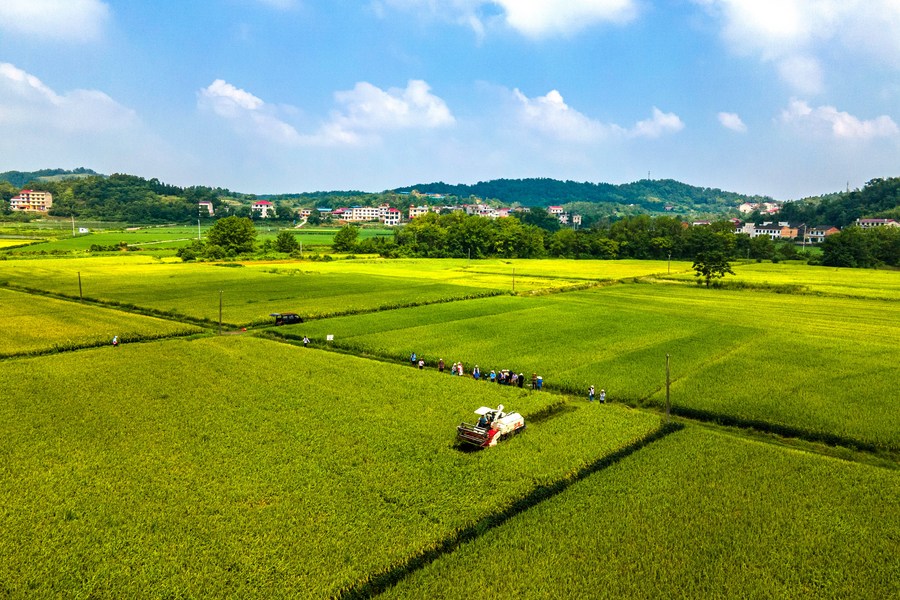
251, 200, 275, 218
9, 190, 53, 212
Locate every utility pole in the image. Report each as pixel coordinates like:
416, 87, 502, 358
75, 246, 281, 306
78, 272, 83, 301
198, 204, 202, 241
218, 291, 223, 334
668, 252, 672, 274
71, 214, 75, 237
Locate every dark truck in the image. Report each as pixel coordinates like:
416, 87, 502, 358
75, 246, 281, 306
270, 313, 303, 325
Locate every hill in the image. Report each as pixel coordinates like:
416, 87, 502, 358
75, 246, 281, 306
0, 168, 101, 188
393, 178, 773, 213
779, 177, 900, 228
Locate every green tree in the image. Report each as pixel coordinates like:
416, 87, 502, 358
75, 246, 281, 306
332, 225, 359, 252
275, 230, 299, 253
693, 251, 735, 287
306, 209, 322, 226
206, 216, 256, 254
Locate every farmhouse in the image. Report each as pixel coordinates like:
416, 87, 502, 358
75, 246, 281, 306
198, 201, 214, 216
251, 200, 275, 218
804, 226, 840, 244
9, 190, 53, 212
855, 218, 899, 228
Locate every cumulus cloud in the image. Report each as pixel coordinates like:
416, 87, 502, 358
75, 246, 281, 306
780, 99, 899, 140
632, 107, 685, 138
375, 0, 637, 38
199, 78, 454, 146
0, 62, 136, 132
512, 89, 683, 141
0, 0, 110, 42
718, 111, 747, 133
694, 0, 900, 92
198, 79, 304, 145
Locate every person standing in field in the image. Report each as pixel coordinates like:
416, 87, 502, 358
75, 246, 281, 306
518, 373, 524, 388
410, 352, 417, 365
589, 385, 595, 402
112, 335, 119, 348
438, 358, 445, 373
531, 373, 537, 389
536, 375, 543, 390
302, 336, 310, 347
599, 389, 606, 403
418, 358, 425, 370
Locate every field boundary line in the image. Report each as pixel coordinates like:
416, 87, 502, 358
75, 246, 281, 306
334, 421, 683, 600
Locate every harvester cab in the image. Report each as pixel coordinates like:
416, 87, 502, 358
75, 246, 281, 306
457, 404, 525, 448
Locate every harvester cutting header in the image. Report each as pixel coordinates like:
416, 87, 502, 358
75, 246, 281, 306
456, 405, 525, 448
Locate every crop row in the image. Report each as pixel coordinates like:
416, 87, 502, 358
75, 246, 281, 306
0, 335, 661, 598
292, 282, 900, 451
383, 427, 900, 599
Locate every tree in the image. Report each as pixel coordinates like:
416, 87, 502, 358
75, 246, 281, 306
275, 230, 299, 253
332, 225, 359, 252
693, 251, 735, 287
306, 209, 322, 226
206, 216, 256, 254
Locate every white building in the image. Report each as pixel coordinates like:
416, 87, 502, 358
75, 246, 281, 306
252, 200, 275, 218
9, 190, 53, 212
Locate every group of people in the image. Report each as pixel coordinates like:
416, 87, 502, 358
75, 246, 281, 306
410, 352, 608, 403
410, 354, 547, 391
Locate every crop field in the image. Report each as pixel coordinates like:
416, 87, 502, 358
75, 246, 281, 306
666, 260, 900, 300
460, 257, 694, 280
0, 335, 662, 598
0, 256, 514, 326
293, 282, 900, 450
384, 427, 900, 599
0, 287, 203, 357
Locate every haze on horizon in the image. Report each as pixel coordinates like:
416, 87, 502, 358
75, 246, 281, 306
1, 0, 898, 200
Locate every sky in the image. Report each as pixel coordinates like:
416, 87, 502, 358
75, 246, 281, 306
0, 0, 899, 199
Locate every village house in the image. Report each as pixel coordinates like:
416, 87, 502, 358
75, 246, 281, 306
382, 207, 401, 226
9, 190, 53, 212
804, 226, 840, 244
408, 205, 430, 219
251, 200, 275, 218
198, 200, 214, 216
855, 218, 899, 228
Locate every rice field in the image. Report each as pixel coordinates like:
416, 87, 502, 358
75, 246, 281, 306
0, 335, 661, 598
384, 427, 900, 599
0, 287, 203, 357
294, 282, 900, 450
666, 260, 900, 300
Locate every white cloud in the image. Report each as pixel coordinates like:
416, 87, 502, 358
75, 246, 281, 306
694, 0, 900, 91
631, 107, 685, 138
494, 0, 637, 37
0, 0, 110, 42
718, 111, 747, 133
199, 78, 454, 146
198, 79, 304, 145
512, 89, 683, 141
780, 99, 899, 140
0, 62, 136, 132
375, 0, 637, 38
513, 89, 616, 142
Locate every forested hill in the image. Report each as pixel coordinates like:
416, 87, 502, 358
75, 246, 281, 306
779, 177, 900, 228
0, 168, 100, 187
393, 178, 773, 210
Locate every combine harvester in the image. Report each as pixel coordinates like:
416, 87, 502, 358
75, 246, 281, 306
456, 405, 525, 448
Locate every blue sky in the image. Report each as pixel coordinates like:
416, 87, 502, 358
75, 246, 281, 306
1, 0, 898, 199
